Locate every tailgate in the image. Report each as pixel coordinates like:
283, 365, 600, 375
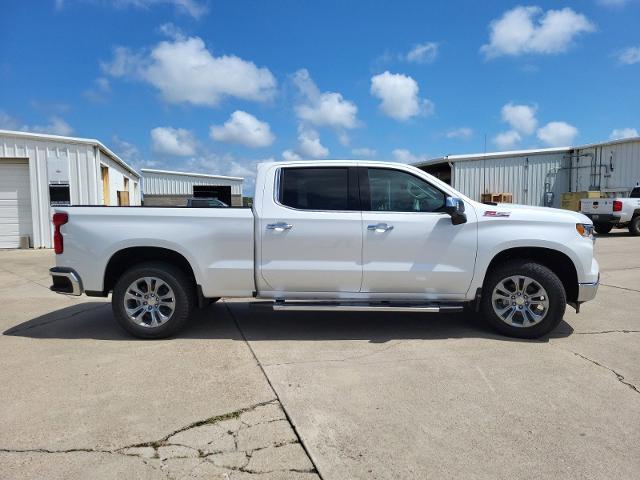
580, 199, 612, 216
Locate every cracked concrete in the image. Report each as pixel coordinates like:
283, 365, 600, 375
109, 400, 318, 478
0, 380, 319, 479
573, 352, 640, 395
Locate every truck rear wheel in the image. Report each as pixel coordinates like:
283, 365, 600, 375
481, 260, 566, 339
112, 262, 195, 339
629, 216, 640, 236
594, 223, 613, 235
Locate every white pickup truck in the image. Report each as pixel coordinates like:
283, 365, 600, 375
580, 187, 640, 235
50, 161, 599, 339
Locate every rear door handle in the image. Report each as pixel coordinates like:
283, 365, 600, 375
367, 223, 394, 232
266, 222, 293, 231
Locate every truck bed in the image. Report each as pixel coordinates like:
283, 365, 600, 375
54, 206, 256, 297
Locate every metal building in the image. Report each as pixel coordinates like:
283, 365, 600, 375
0, 129, 141, 249
415, 137, 640, 208
141, 169, 244, 207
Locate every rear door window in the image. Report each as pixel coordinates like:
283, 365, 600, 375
279, 167, 353, 211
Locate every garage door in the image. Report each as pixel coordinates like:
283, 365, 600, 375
0, 159, 32, 248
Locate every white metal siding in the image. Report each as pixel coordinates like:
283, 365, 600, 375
452, 151, 569, 207
572, 139, 640, 195
0, 159, 32, 248
143, 172, 243, 196
0, 132, 141, 248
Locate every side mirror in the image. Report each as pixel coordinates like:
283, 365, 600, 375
444, 196, 467, 225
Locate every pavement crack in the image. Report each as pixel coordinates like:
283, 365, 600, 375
575, 329, 640, 335
600, 283, 640, 293
0, 447, 112, 454
117, 399, 279, 452
223, 300, 325, 480
573, 352, 640, 396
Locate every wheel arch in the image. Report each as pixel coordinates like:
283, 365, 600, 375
103, 247, 198, 295
485, 247, 578, 302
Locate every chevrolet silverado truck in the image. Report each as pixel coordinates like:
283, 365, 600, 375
50, 161, 600, 339
580, 186, 640, 235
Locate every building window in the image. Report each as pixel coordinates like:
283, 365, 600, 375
49, 184, 71, 206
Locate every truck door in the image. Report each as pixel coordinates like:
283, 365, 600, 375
359, 166, 477, 296
258, 166, 363, 293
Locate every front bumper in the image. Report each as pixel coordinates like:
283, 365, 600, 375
49, 267, 83, 296
577, 274, 599, 303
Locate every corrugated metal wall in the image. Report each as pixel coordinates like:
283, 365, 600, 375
0, 133, 140, 248
452, 151, 569, 207
143, 172, 243, 196
572, 139, 640, 195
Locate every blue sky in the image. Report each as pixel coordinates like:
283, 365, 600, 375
1, 0, 639, 192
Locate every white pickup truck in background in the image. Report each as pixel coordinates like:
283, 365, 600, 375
580, 186, 640, 235
50, 161, 600, 340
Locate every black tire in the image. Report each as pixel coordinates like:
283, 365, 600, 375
629, 216, 640, 236
481, 260, 566, 339
594, 223, 613, 235
112, 262, 196, 339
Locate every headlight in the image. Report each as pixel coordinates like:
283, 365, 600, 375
576, 223, 594, 239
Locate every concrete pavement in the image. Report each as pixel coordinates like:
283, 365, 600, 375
1, 233, 639, 479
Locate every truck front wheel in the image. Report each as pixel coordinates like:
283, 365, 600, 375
594, 223, 613, 235
629, 216, 640, 236
481, 261, 566, 339
112, 262, 196, 339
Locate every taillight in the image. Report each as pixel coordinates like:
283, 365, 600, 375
52, 212, 68, 254
613, 201, 622, 212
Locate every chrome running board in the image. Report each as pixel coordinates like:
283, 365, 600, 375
271, 301, 464, 313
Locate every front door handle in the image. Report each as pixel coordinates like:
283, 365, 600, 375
367, 223, 394, 232
266, 222, 293, 232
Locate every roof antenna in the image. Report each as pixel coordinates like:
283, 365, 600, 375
484, 133, 487, 153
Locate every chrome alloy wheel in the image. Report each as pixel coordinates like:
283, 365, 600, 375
491, 275, 550, 328
124, 277, 176, 328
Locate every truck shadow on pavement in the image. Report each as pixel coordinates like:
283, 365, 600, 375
3, 301, 574, 343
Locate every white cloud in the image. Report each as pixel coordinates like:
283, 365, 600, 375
102, 36, 277, 107
0, 111, 73, 136
292, 69, 358, 130
0, 110, 21, 130
404, 42, 439, 64
446, 127, 473, 140
392, 148, 428, 164
370, 71, 433, 120
351, 147, 377, 157
617, 46, 640, 65
210, 111, 275, 148
493, 130, 522, 150
32, 116, 74, 136
610, 128, 639, 140
158, 22, 185, 40
537, 121, 578, 146
58, 0, 208, 19
282, 150, 302, 162
83, 77, 111, 103
296, 128, 329, 158
501, 103, 538, 135
150, 127, 197, 156
111, 135, 157, 170
481, 6, 595, 58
